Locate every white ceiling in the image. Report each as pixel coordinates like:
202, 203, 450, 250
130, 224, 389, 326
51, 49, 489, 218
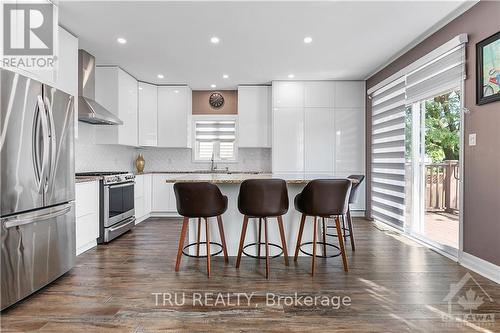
59, 1, 471, 90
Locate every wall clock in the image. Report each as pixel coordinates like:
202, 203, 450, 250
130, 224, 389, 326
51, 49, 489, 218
209, 92, 225, 109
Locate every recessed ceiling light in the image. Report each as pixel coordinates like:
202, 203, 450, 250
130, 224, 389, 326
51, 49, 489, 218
174, 90, 179, 94
210, 84, 216, 88
222, 74, 229, 79
157, 74, 164, 79
288, 74, 295, 79
117, 37, 127, 44
138, 87, 143, 90
303, 36, 312, 44
210, 36, 220, 44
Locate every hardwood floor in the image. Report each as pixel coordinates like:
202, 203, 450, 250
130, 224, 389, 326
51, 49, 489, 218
1, 218, 499, 332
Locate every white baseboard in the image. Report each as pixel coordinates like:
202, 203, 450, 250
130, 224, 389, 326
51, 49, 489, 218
76, 240, 97, 256
135, 213, 151, 224
351, 210, 365, 218
459, 251, 500, 284
149, 212, 180, 218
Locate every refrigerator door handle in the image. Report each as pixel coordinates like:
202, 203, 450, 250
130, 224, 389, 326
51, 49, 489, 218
2, 203, 72, 229
36, 95, 50, 194
43, 95, 57, 194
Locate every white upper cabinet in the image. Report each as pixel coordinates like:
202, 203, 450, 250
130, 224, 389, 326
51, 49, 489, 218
238, 86, 271, 148
334, 107, 365, 173
95, 67, 138, 146
157, 86, 192, 148
273, 81, 304, 108
334, 81, 365, 108
304, 107, 334, 173
272, 107, 304, 173
272, 80, 366, 195
138, 82, 158, 146
304, 81, 335, 108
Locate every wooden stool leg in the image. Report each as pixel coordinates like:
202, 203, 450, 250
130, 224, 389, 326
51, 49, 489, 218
257, 218, 262, 258
235, 216, 249, 268
322, 217, 327, 257
335, 216, 349, 272
175, 217, 189, 272
347, 208, 356, 251
205, 218, 211, 277
216, 215, 229, 263
294, 214, 306, 261
196, 217, 201, 256
277, 216, 289, 266
264, 217, 270, 279
312, 216, 317, 276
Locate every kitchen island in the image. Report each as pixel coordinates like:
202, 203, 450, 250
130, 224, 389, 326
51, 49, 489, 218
166, 173, 359, 257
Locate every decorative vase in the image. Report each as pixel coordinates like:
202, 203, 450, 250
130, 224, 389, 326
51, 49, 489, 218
135, 154, 145, 174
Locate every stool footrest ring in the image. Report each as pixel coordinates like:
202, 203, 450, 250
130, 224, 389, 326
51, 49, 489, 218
299, 241, 341, 258
182, 241, 223, 258
242, 242, 283, 259
326, 225, 350, 238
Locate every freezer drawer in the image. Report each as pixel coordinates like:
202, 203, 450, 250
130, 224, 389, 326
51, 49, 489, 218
0, 202, 76, 310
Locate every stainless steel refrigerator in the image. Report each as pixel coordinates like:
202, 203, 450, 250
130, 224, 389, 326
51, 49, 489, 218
0, 69, 76, 310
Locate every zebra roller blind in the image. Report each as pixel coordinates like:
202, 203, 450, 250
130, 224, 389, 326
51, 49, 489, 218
370, 78, 406, 229
406, 44, 466, 103
369, 38, 466, 229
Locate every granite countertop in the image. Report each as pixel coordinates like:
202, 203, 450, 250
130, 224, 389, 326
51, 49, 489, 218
136, 171, 263, 175
164, 173, 360, 184
75, 176, 102, 184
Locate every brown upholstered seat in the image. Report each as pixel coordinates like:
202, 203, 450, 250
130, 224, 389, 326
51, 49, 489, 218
294, 179, 352, 217
173, 182, 229, 277
293, 179, 352, 275
238, 179, 289, 217
347, 175, 365, 204
174, 182, 228, 218
235, 179, 290, 278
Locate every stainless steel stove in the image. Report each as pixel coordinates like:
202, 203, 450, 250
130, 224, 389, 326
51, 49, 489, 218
76, 172, 135, 243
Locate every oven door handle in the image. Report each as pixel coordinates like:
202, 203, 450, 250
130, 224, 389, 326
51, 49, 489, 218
107, 182, 135, 189
108, 217, 135, 232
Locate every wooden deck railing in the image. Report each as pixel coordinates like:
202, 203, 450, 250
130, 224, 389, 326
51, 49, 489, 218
425, 160, 459, 213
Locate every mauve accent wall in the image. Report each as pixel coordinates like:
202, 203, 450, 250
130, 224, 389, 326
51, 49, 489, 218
366, 1, 500, 266
192, 90, 238, 114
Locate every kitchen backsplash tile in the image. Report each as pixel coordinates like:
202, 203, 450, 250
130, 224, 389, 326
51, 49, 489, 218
75, 142, 271, 173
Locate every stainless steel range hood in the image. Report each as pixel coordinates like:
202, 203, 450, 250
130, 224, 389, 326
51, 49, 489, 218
78, 50, 123, 125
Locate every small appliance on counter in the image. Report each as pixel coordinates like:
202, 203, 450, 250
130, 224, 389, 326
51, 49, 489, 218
75, 172, 135, 243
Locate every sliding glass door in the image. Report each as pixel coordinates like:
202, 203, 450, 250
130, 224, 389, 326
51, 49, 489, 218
405, 89, 461, 257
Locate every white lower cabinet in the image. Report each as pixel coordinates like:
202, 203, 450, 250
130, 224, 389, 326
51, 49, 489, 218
75, 181, 99, 255
151, 174, 179, 214
135, 174, 152, 223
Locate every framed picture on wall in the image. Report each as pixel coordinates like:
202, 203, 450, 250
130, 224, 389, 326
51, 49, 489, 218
476, 31, 500, 105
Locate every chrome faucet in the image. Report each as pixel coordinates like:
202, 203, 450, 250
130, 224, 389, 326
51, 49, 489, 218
210, 152, 217, 172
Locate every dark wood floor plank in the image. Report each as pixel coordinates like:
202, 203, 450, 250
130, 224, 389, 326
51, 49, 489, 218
1, 217, 499, 332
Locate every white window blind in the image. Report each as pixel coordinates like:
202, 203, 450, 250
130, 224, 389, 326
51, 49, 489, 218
194, 120, 237, 161
406, 44, 465, 103
370, 77, 406, 229
369, 38, 466, 230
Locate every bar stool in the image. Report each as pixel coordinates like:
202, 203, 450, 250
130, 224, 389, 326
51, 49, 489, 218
326, 175, 365, 251
294, 179, 352, 275
174, 182, 229, 277
235, 179, 289, 279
